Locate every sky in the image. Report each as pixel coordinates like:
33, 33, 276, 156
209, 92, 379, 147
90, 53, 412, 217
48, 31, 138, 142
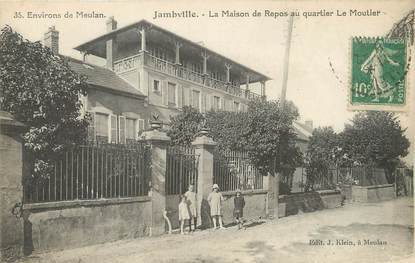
1, 0, 414, 163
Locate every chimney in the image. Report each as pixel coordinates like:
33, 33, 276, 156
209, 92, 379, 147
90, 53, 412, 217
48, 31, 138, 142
44, 26, 59, 54
106, 16, 117, 32
305, 119, 313, 131
106, 17, 118, 69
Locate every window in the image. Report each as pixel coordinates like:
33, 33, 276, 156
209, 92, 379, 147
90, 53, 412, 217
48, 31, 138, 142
213, 96, 220, 110
168, 82, 176, 106
96, 113, 109, 138
126, 118, 137, 141
153, 80, 160, 93
234, 101, 240, 112
192, 90, 201, 111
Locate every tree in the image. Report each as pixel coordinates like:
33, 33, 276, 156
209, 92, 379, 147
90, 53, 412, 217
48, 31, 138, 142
167, 106, 204, 146
339, 111, 410, 183
0, 25, 89, 177
305, 127, 341, 190
167, 98, 303, 175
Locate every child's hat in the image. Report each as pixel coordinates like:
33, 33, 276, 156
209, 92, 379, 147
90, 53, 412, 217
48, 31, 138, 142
212, 184, 219, 189
236, 189, 242, 193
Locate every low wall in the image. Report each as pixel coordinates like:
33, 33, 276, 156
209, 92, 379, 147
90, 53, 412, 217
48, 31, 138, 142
352, 184, 395, 202
221, 190, 268, 225
23, 197, 152, 254
278, 190, 342, 217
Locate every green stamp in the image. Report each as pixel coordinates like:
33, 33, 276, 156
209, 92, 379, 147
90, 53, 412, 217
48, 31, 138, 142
351, 37, 407, 107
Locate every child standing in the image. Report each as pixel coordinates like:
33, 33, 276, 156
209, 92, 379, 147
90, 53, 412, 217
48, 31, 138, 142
184, 184, 197, 231
178, 195, 190, 234
234, 189, 245, 230
207, 184, 225, 230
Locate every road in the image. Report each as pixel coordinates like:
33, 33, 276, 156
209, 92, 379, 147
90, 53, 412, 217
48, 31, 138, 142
20, 197, 414, 263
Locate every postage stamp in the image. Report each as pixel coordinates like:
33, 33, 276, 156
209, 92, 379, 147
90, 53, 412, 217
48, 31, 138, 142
349, 37, 408, 111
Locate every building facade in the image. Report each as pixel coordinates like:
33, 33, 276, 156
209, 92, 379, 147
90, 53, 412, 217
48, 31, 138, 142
67, 18, 269, 143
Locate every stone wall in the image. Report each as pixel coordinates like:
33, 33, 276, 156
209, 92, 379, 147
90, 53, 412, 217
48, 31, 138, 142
23, 198, 152, 253
352, 184, 396, 202
278, 190, 343, 217
221, 190, 268, 225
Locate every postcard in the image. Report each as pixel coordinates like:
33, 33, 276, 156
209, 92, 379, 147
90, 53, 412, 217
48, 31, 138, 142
0, 0, 413, 262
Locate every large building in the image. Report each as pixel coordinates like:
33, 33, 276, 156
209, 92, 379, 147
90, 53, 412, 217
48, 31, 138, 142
46, 18, 270, 144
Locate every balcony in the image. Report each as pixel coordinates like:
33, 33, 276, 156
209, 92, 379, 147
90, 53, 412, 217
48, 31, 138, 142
113, 53, 262, 100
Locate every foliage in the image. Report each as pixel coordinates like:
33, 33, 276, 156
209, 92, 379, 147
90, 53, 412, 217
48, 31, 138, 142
167, 106, 204, 146
168, 98, 303, 175
338, 111, 410, 183
0, 25, 89, 177
304, 127, 341, 191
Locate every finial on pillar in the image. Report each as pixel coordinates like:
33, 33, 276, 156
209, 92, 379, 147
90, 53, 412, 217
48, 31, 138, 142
150, 113, 162, 130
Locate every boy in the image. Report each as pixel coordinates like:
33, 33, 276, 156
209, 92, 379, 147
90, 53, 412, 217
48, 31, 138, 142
234, 189, 245, 230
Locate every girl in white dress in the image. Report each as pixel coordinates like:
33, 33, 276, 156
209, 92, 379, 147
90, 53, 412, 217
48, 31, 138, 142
178, 195, 190, 234
184, 184, 197, 231
207, 184, 225, 230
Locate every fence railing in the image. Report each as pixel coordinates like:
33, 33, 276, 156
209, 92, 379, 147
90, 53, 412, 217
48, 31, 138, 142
213, 150, 263, 191
166, 146, 199, 195
24, 143, 152, 203
295, 166, 395, 192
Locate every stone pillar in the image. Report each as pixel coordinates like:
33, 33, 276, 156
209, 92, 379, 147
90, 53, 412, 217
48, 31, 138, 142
0, 111, 26, 261
142, 121, 170, 236
191, 130, 217, 229
245, 74, 250, 90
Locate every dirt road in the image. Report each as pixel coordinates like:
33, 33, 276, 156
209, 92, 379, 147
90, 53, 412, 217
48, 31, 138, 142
20, 197, 414, 263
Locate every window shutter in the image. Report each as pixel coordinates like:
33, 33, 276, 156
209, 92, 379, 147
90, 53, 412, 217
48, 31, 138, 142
189, 88, 193, 107
87, 111, 96, 143
162, 80, 168, 106
182, 87, 189, 106
205, 94, 211, 111
201, 93, 206, 113
118, 116, 126, 144
221, 98, 225, 111
177, 84, 183, 108
110, 115, 117, 143
138, 119, 145, 134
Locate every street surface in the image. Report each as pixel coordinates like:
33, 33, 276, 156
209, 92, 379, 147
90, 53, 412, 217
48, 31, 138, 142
20, 197, 414, 263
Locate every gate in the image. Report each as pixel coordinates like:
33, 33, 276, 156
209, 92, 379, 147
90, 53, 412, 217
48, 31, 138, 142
165, 145, 199, 229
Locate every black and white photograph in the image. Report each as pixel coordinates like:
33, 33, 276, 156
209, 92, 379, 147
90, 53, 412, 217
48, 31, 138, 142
0, 1, 414, 262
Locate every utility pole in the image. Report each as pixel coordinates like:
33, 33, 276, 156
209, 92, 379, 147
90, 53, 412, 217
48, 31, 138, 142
280, 15, 294, 107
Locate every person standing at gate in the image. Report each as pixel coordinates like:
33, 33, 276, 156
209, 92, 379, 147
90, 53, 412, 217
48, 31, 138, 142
178, 195, 190, 234
207, 184, 225, 230
233, 189, 245, 230
184, 184, 197, 232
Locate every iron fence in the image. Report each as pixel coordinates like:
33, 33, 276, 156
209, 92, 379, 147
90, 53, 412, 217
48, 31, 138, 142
166, 146, 199, 195
213, 150, 263, 191
24, 143, 151, 203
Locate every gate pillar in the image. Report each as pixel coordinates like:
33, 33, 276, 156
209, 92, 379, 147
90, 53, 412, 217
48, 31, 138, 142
191, 129, 216, 229
0, 111, 26, 261
142, 121, 170, 236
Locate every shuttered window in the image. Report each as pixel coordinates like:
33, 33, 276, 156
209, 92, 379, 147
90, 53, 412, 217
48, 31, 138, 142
126, 118, 137, 140
168, 82, 176, 106
213, 96, 220, 111
110, 115, 117, 143
87, 112, 96, 143
192, 90, 200, 111
118, 116, 126, 144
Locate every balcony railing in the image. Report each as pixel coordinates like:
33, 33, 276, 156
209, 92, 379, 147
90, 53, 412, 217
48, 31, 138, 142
114, 53, 262, 100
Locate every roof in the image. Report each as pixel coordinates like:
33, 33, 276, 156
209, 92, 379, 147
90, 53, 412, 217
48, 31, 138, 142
66, 57, 145, 98
74, 19, 271, 83
293, 121, 313, 142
